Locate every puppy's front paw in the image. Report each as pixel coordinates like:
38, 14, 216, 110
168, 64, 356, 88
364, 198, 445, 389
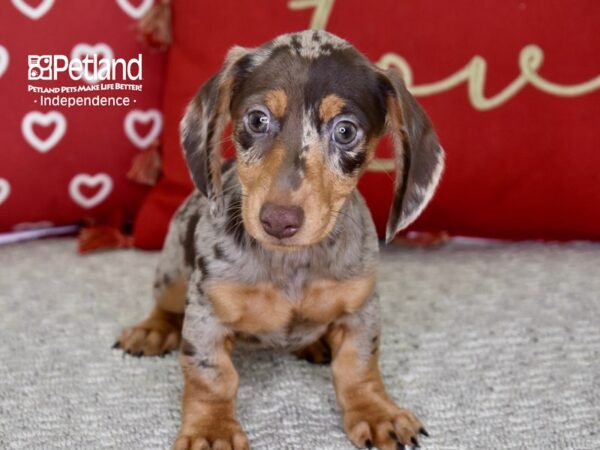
173, 419, 249, 450
114, 308, 182, 356
344, 399, 427, 450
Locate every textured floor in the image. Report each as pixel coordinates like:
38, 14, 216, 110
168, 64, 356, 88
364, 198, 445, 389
0, 238, 599, 450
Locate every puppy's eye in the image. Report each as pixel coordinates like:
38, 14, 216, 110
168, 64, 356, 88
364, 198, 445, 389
247, 110, 270, 134
333, 121, 357, 145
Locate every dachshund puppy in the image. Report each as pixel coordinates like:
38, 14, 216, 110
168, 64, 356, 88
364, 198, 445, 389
116, 30, 444, 450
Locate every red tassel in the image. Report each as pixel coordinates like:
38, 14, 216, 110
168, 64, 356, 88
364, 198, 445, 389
127, 140, 161, 186
78, 225, 133, 254
392, 231, 450, 247
137, 0, 172, 50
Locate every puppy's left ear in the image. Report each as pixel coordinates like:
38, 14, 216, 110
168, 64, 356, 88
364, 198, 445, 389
379, 68, 445, 243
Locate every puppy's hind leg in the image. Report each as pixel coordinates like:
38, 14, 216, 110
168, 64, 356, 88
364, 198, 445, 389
116, 214, 193, 356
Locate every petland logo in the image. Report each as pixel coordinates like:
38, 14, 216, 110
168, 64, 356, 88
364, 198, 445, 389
28, 53, 142, 83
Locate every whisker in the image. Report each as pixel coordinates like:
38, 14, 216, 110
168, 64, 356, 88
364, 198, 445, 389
331, 208, 363, 229
217, 134, 235, 146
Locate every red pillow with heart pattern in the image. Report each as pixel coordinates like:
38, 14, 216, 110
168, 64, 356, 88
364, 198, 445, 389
0, 0, 164, 236
133, 0, 600, 249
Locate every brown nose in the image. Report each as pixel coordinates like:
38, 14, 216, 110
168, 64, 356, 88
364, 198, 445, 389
259, 203, 304, 239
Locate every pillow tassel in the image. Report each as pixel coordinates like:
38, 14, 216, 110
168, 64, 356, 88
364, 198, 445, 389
137, 0, 172, 50
127, 139, 162, 186
78, 225, 133, 254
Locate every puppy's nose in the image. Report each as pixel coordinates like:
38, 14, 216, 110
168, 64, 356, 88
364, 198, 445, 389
259, 203, 304, 239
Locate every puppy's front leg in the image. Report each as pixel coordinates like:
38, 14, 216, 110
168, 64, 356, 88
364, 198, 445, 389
174, 299, 248, 450
328, 294, 427, 450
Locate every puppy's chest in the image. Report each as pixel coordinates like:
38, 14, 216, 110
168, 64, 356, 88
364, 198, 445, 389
204, 272, 375, 348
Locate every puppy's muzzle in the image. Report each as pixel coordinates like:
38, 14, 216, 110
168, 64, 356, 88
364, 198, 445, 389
259, 203, 305, 239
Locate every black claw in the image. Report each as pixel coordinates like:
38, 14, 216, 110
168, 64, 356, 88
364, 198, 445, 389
411, 437, 420, 448
365, 439, 373, 449
418, 428, 429, 438
389, 431, 399, 441
112, 341, 121, 349
396, 443, 405, 450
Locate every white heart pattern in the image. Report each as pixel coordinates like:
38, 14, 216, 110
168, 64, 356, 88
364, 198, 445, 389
0, 45, 9, 79
21, 111, 67, 153
70, 43, 114, 84
124, 109, 163, 149
11, 0, 54, 20
116, 0, 153, 19
0, 178, 10, 206
69, 173, 113, 209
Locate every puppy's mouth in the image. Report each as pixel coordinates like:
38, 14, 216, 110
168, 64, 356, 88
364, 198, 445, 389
249, 225, 315, 251
259, 239, 306, 252
239, 195, 341, 250
255, 234, 325, 252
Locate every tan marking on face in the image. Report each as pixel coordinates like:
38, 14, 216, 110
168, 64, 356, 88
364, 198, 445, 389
260, 143, 355, 247
264, 88, 288, 118
288, 143, 359, 244
319, 94, 346, 122
235, 105, 381, 248
364, 137, 380, 171
236, 145, 286, 243
236, 135, 380, 248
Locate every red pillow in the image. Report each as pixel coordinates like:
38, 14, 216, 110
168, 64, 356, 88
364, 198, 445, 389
134, 0, 600, 248
0, 0, 164, 233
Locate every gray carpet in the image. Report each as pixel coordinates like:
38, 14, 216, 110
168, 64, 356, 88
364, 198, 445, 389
0, 238, 599, 450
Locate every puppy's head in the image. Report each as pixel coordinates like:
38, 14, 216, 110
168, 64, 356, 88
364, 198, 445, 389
181, 31, 444, 250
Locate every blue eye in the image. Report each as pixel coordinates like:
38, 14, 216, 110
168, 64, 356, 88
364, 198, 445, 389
247, 110, 270, 134
333, 120, 357, 145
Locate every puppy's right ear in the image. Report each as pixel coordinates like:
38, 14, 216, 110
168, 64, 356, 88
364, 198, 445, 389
378, 67, 445, 243
180, 46, 251, 215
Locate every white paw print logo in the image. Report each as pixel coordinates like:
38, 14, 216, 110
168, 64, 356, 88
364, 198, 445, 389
28, 55, 53, 80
